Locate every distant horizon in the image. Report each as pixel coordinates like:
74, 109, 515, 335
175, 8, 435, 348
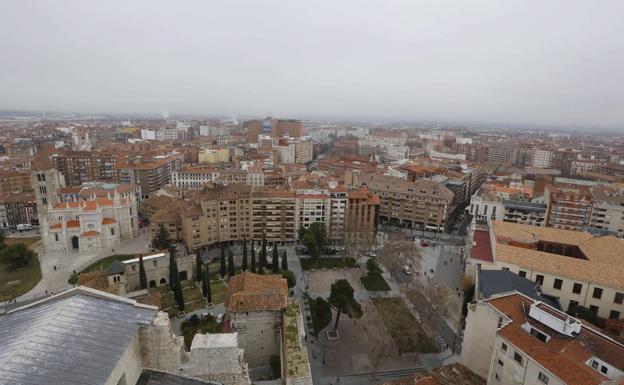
0, 108, 621, 134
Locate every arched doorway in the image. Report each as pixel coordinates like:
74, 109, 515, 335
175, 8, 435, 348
71, 236, 79, 250
159, 277, 167, 285
149, 280, 156, 288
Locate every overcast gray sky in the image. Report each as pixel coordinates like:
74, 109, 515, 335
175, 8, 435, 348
1, 0, 623, 128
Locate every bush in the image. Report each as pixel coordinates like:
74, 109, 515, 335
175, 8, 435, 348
366, 258, 381, 274
0, 243, 36, 269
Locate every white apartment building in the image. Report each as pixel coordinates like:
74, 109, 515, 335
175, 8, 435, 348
590, 184, 624, 238
296, 193, 330, 232
171, 166, 219, 190
528, 149, 554, 169
294, 138, 314, 164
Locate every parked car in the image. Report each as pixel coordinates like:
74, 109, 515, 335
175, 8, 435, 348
17, 224, 33, 231
216, 313, 224, 323
403, 265, 412, 275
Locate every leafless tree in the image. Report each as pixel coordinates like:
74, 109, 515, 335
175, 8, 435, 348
376, 232, 422, 272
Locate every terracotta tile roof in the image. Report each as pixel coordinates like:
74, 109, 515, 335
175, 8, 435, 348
67, 220, 80, 228
53, 202, 82, 209
486, 293, 624, 384
101, 218, 117, 225
226, 272, 288, 312
77, 271, 110, 291
470, 230, 493, 262
499, 323, 607, 385
80, 231, 100, 237
492, 221, 624, 290
31, 151, 54, 171
50, 223, 62, 229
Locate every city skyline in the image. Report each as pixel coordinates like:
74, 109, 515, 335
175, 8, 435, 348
1, 1, 624, 129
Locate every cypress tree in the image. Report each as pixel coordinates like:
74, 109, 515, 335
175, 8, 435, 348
195, 252, 203, 282
281, 249, 288, 271
261, 233, 267, 267
204, 266, 212, 303
139, 255, 147, 290
174, 262, 184, 312
272, 244, 279, 273
250, 240, 257, 273
228, 248, 235, 277
242, 238, 248, 271
201, 263, 209, 298
220, 245, 226, 278
168, 246, 176, 291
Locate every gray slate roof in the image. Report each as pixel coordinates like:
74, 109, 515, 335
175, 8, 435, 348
478, 269, 560, 309
107, 260, 127, 275
0, 290, 157, 385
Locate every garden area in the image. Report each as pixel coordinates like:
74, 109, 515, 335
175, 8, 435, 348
360, 258, 390, 291
300, 257, 356, 271
160, 279, 227, 317
0, 236, 42, 300
372, 297, 438, 354
360, 273, 390, 291
180, 313, 224, 349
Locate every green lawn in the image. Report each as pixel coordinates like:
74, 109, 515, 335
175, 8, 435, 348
373, 298, 438, 354
300, 257, 356, 271
0, 261, 42, 301
80, 254, 137, 273
360, 272, 391, 291
0, 237, 42, 300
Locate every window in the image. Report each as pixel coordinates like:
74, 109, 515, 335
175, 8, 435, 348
494, 373, 500, 382
589, 305, 599, 314
131, 265, 136, 272
614, 292, 624, 304
153, 260, 157, 267
609, 310, 621, 320
54, 233, 59, 242
535, 275, 544, 285
591, 360, 599, 369
530, 328, 548, 343
497, 359, 504, 367
600, 365, 608, 375
553, 279, 563, 290
501, 342, 507, 352
110, 228, 115, 236
538, 372, 549, 384
513, 351, 523, 364
518, 270, 526, 278
502, 267, 509, 271
593, 287, 603, 299
573, 283, 583, 294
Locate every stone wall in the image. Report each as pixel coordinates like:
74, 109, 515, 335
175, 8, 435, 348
231, 310, 282, 368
